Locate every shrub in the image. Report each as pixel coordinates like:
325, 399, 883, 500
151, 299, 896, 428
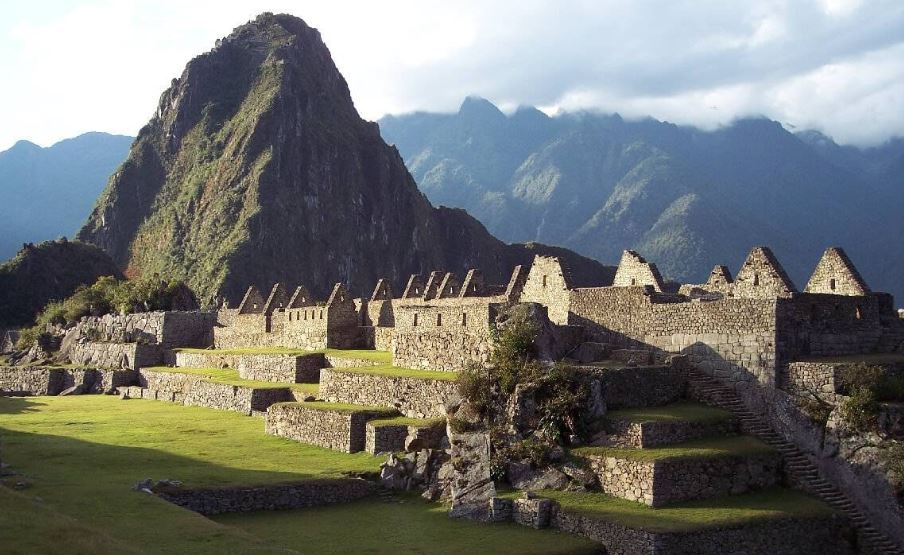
838, 386, 880, 433
15, 275, 197, 351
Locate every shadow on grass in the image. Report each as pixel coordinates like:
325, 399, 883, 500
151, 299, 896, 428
0, 396, 42, 415
0, 427, 600, 554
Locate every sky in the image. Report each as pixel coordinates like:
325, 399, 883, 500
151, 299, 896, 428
2, 0, 904, 151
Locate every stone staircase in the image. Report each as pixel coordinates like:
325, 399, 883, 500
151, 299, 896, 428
686, 368, 902, 555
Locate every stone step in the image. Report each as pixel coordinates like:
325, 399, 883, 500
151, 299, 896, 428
318, 366, 457, 418
601, 402, 737, 448
685, 369, 904, 554
131, 367, 316, 415
573, 436, 781, 507
364, 416, 446, 454
265, 401, 400, 453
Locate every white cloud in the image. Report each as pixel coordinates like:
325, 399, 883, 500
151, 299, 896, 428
1, 0, 902, 150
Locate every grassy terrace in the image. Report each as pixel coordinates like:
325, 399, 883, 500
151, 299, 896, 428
175, 347, 393, 363
328, 363, 459, 381
281, 401, 400, 415
573, 436, 774, 462
141, 366, 319, 396
0, 396, 597, 554
606, 402, 732, 424
369, 416, 447, 428
535, 488, 833, 533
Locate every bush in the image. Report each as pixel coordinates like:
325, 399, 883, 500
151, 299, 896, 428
838, 386, 880, 433
15, 275, 197, 351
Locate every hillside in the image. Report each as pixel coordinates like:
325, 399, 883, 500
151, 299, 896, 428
380, 98, 903, 301
0, 132, 133, 261
77, 14, 612, 304
0, 239, 123, 327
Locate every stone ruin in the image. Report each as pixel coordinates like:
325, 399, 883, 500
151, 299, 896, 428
3, 244, 904, 554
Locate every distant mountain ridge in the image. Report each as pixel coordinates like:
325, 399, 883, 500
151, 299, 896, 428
0, 132, 133, 261
379, 97, 904, 302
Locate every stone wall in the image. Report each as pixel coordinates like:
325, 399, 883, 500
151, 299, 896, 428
583, 366, 685, 409
0, 366, 135, 395
156, 478, 374, 515
66, 341, 162, 371
319, 369, 457, 417
584, 451, 780, 506
805, 247, 870, 296
365, 422, 409, 454
393, 329, 493, 372
136, 369, 293, 414
607, 417, 737, 448
174, 351, 242, 369
569, 288, 780, 386
65, 311, 215, 349
519, 256, 572, 325
238, 354, 322, 383
612, 250, 665, 292
360, 326, 395, 351
551, 507, 852, 555
266, 403, 396, 453
776, 294, 884, 360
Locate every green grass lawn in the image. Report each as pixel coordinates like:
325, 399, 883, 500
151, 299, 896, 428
573, 435, 774, 462
213, 494, 600, 555
606, 402, 732, 424
0, 395, 603, 554
329, 363, 459, 381
536, 488, 833, 533
175, 347, 393, 363
368, 416, 447, 428
142, 366, 319, 395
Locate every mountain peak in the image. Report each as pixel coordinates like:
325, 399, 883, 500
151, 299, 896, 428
458, 96, 505, 121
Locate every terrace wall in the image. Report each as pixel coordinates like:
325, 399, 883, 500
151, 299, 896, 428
319, 368, 456, 418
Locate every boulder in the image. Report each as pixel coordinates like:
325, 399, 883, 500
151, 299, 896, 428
511, 466, 569, 491
448, 431, 495, 520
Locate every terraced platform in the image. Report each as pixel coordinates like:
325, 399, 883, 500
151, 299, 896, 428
574, 436, 780, 506
266, 401, 400, 453
536, 488, 850, 555
123, 367, 318, 415
319, 365, 458, 418
173, 348, 390, 383
365, 416, 446, 454
604, 402, 737, 448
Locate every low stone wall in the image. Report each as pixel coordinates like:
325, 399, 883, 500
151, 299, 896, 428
364, 419, 446, 454
584, 451, 780, 506
66, 341, 162, 371
0, 366, 65, 395
392, 329, 492, 372
156, 478, 374, 515
319, 369, 457, 418
174, 351, 241, 369
239, 354, 322, 383
550, 506, 852, 555
550, 508, 656, 553
266, 403, 397, 452
323, 354, 381, 369
0, 366, 136, 395
135, 369, 291, 415
365, 423, 408, 454
608, 418, 737, 448
583, 366, 685, 409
